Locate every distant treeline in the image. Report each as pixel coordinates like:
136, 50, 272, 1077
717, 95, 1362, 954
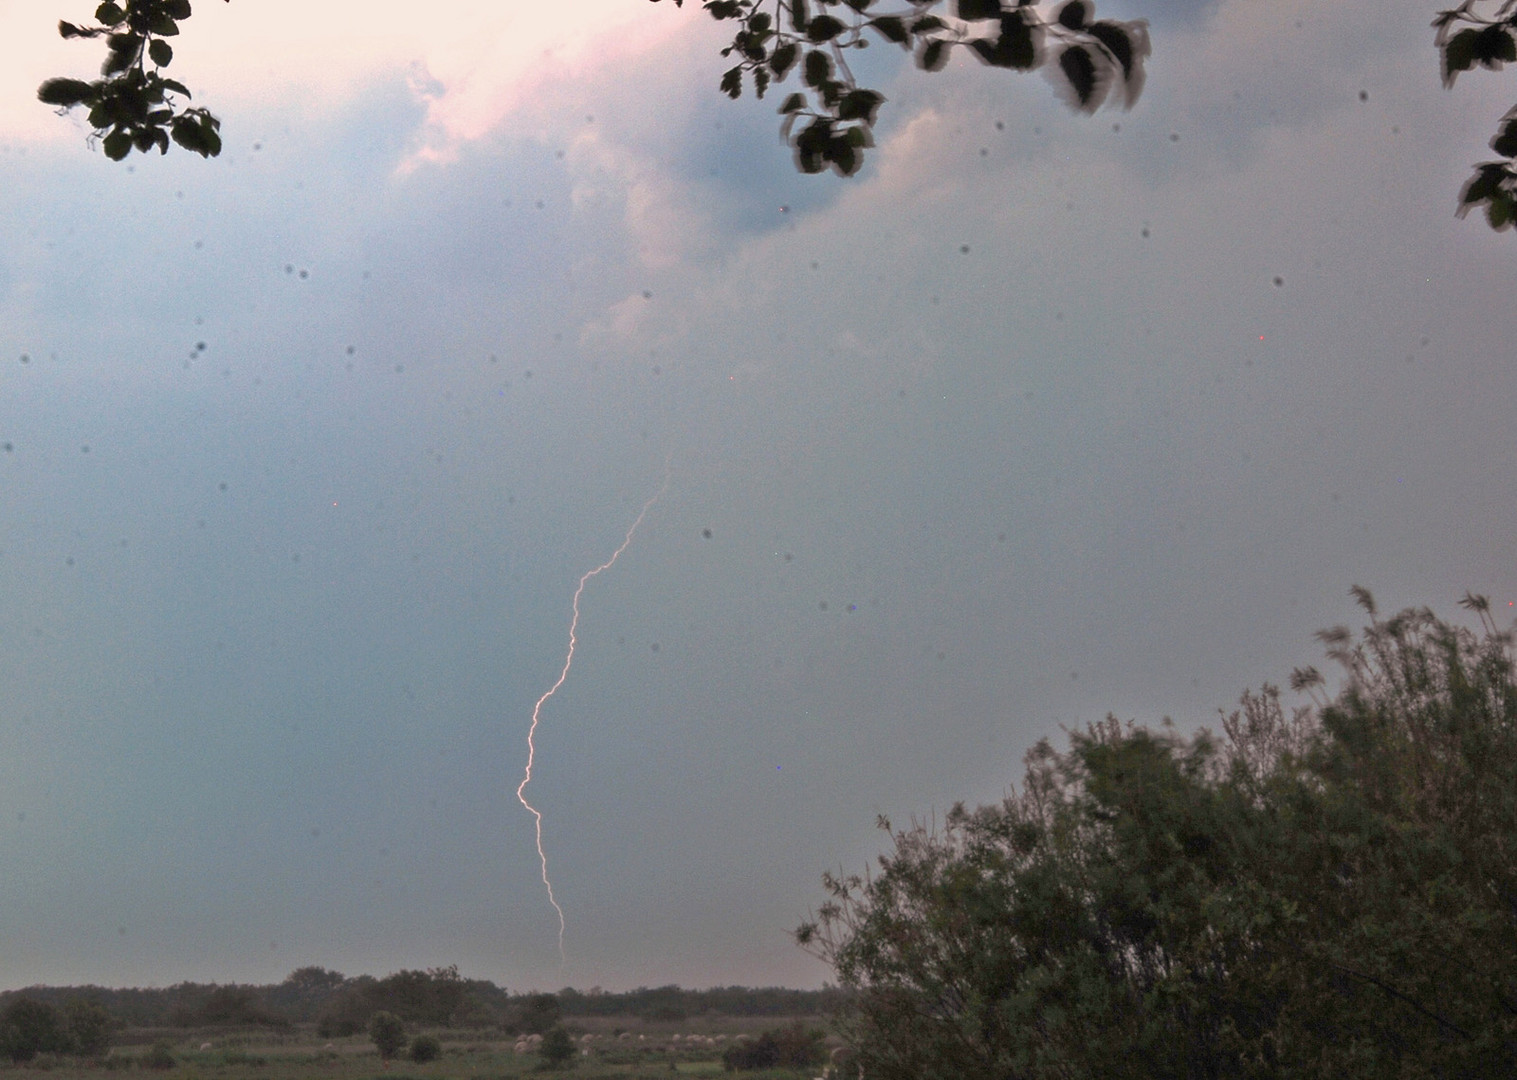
0, 969, 843, 1034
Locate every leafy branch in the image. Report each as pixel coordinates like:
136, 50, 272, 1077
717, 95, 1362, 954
1435, 1, 1517, 229
651, 0, 1150, 176
37, 0, 222, 161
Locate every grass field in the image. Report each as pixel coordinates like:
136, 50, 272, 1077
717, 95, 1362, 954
1, 1020, 831, 1080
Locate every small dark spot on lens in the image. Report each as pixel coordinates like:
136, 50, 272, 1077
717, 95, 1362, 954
219, 481, 228, 491
81, 445, 90, 453
299, 269, 309, 279
702, 528, 713, 539
643, 290, 653, 299
1273, 276, 1284, 286
66, 556, 75, 566
651, 642, 660, 652
819, 601, 828, 610
960, 245, 970, 254
1358, 90, 1368, 102
346, 345, 356, 355
1169, 132, 1180, 142
995, 120, 1004, 130
285, 264, 294, 274
2, 443, 11, 452
1141, 227, 1150, 237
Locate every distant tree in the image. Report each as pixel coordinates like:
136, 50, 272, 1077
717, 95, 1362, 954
408, 1034, 442, 1063
501, 993, 562, 1036
141, 1040, 176, 1070
61, 997, 114, 1058
0, 997, 70, 1063
720, 1022, 826, 1071
368, 1011, 407, 1061
283, 966, 346, 993
538, 1026, 577, 1068
797, 589, 1517, 1079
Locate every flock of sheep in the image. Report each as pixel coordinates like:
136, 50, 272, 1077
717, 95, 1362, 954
509, 1031, 736, 1054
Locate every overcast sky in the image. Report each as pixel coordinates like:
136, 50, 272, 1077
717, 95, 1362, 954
1, 0, 1514, 993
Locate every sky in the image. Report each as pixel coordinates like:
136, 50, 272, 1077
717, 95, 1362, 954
1, 0, 1514, 993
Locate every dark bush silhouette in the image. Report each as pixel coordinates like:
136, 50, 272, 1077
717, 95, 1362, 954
62, 997, 114, 1057
538, 1026, 576, 1068
408, 1034, 442, 1063
501, 993, 561, 1036
720, 1023, 825, 1071
1, 997, 70, 1063
368, 1011, 406, 1060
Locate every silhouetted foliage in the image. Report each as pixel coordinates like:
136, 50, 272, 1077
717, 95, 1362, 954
39, 0, 1515, 232
538, 1026, 577, 1068
650, 0, 1147, 176
367, 1011, 406, 1061
37, 0, 220, 160
719, 1022, 826, 1071
798, 589, 1517, 1079
1436, 1, 1517, 230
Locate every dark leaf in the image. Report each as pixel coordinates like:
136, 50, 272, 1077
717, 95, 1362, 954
164, 0, 193, 17
1493, 121, 1517, 158
1443, 28, 1479, 85
789, 0, 808, 32
911, 15, 945, 33
37, 77, 95, 108
956, 0, 1001, 19
1058, 44, 1099, 109
94, 2, 126, 25
868, 16, 907, 44
919, 38, 949, 71
838, 88, 884, 124
807, 15, 845, 42
102, 128, 132, 159
748, 11, 771, 32
103, 34, 140, 75
1087, 21, 1132, 79
148, 39, 174, 67
754, 66, 770, 98
779, 92, 806, 114
771, 41, 799, 77
720, 65, 743, 98
804, 49, 832, 86
1056, 0, 1089, 31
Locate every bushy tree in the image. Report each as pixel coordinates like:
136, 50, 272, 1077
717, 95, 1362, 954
538, 1026, 577, 1068
61, 997, 114, 1057
501, 992, 562, 1036
408, 1033, 442, 1063
368, 1011, 406, 1061
798, 589, 1517, 1080
720, 1022, 826, 1070
0, 997, 70, 1063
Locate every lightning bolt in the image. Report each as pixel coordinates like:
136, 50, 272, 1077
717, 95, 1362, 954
517, 465, 670, 964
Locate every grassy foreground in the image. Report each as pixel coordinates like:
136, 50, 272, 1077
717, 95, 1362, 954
2, 1019, 828, 1080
